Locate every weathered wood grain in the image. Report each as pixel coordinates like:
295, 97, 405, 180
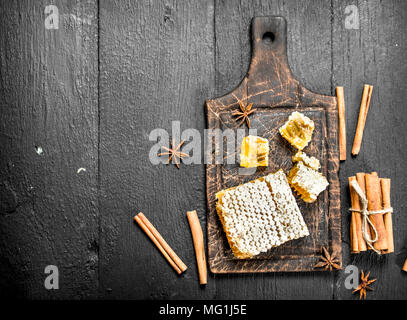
0, 0, 99, 298
98, 0, 216, 299
332, 0, 407, 300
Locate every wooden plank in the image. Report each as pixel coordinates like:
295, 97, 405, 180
333, 0, 407, 299
213, 0, 336, 299
0, 0, 99, 298
98, 0, 216, 299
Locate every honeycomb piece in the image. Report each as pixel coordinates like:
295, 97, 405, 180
292, 151, 320, 170
215, 170, 309, 259
239, 135, 269, 168
287, 161, 329, 203
279, 111, 314, 150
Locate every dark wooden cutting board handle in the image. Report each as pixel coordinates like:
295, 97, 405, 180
252, 16, 286, 47
225, 16, 333, 109
246, 16, 298, 107
250, 16, 290, 77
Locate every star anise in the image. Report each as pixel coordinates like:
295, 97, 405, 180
313, 246, 342, 271
353, 270, 376, 300
158, 139, 189, 169
232, 101, 255, 128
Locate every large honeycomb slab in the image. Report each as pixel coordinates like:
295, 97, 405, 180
216, 170, 309, 259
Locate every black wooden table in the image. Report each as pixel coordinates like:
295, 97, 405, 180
0, 0, 406, 299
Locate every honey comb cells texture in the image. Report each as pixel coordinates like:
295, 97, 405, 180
288, 161, 329, 203
216, 170, 309, 259
279, 111, 315, 151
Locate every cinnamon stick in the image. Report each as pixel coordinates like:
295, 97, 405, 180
352, 84, 373, 155
349, 215, 357, 253
365, 173, 388, 251
336, 87, 346, 161
348, 176, 359, 253
380, 178, 394, 254
186, 210, 207, 285
403, 259, 407, 272
348, 177, 360, 253
355, 173, 368, 251
134, 212, 187, 274
134, 215, 181, 274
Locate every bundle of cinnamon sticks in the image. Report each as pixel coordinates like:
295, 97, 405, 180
348, 172, 394, 254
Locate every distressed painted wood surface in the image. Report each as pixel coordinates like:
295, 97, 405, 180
206, 16, 340, 273
0, 0, 99, 298
0, 0, 406, 299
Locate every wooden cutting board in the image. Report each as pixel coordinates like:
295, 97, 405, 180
205, 16, 341, 273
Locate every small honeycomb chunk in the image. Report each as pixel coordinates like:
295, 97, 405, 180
279, 111, 314, 150
292, 151, 320, 170
215, 170, 309, 259
287, 161, 329, 203
239, 135, 269, 168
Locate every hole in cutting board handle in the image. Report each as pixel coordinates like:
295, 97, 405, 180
251, 17, 286, 52
262, 32, 275, 44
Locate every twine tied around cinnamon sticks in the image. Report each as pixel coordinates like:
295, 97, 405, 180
349, 179, 393, 255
